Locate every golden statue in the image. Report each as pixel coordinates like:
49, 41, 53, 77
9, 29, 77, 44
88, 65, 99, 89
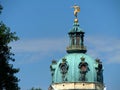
73, 5, 80, 18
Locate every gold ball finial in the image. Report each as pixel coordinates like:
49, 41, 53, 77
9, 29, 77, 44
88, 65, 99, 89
74, 18, 78, 23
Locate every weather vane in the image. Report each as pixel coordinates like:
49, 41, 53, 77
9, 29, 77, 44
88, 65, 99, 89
73, 5, 80, 18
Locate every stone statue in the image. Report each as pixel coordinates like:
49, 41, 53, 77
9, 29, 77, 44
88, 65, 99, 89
95, 59, 103, 83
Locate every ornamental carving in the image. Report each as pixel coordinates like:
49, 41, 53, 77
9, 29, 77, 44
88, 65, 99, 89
78, 57, 90, 81
95, 59, 103, 83
59, 58, 69, 82
50, 60, 57, 83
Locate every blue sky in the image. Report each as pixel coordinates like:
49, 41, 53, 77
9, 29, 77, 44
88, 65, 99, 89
0, 0, 120, 90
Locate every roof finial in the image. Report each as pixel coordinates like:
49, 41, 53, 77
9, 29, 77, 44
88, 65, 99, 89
73, 5, 80, 23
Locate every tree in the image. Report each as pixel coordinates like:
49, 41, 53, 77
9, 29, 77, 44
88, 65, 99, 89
30, 87, 42, 90
0, 4, 20, 90
0, 4, 3, 14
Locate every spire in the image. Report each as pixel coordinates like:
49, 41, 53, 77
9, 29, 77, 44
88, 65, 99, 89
66, 5, 87, 53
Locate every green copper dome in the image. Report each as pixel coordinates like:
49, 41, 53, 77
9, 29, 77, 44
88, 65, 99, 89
50, 21, 103, 85
50, 53, 103, 84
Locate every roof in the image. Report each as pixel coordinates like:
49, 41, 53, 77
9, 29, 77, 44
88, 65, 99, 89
69, 22, 83, 34
51, 53, 103, 83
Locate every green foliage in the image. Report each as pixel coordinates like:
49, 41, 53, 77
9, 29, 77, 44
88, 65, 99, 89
0, 21, 20, 89
0, 4, 3, 14
30, 87, 42, 90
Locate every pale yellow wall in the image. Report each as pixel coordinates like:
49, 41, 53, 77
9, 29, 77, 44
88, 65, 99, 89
50, 82, 104, 90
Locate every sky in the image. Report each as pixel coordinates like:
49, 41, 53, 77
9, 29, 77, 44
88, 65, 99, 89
0, 0, 120, 90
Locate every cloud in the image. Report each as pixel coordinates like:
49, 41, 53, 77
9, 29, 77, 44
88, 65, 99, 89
10, 36, 120, 64
10, 38, 68, 64
86, 36, 120, 63
11, 38, 67, 53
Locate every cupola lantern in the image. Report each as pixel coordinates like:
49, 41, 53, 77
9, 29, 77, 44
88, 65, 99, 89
66, 5, 87, 53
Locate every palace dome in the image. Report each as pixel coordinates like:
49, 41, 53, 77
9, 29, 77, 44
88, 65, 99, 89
49, 5, 104, 90
51, 53, 99, 83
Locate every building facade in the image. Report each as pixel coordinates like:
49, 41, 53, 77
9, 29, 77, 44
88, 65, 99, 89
49, 5, 104, 90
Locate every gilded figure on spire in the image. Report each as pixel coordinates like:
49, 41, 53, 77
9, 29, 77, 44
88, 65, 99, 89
73, 5, 80, 18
